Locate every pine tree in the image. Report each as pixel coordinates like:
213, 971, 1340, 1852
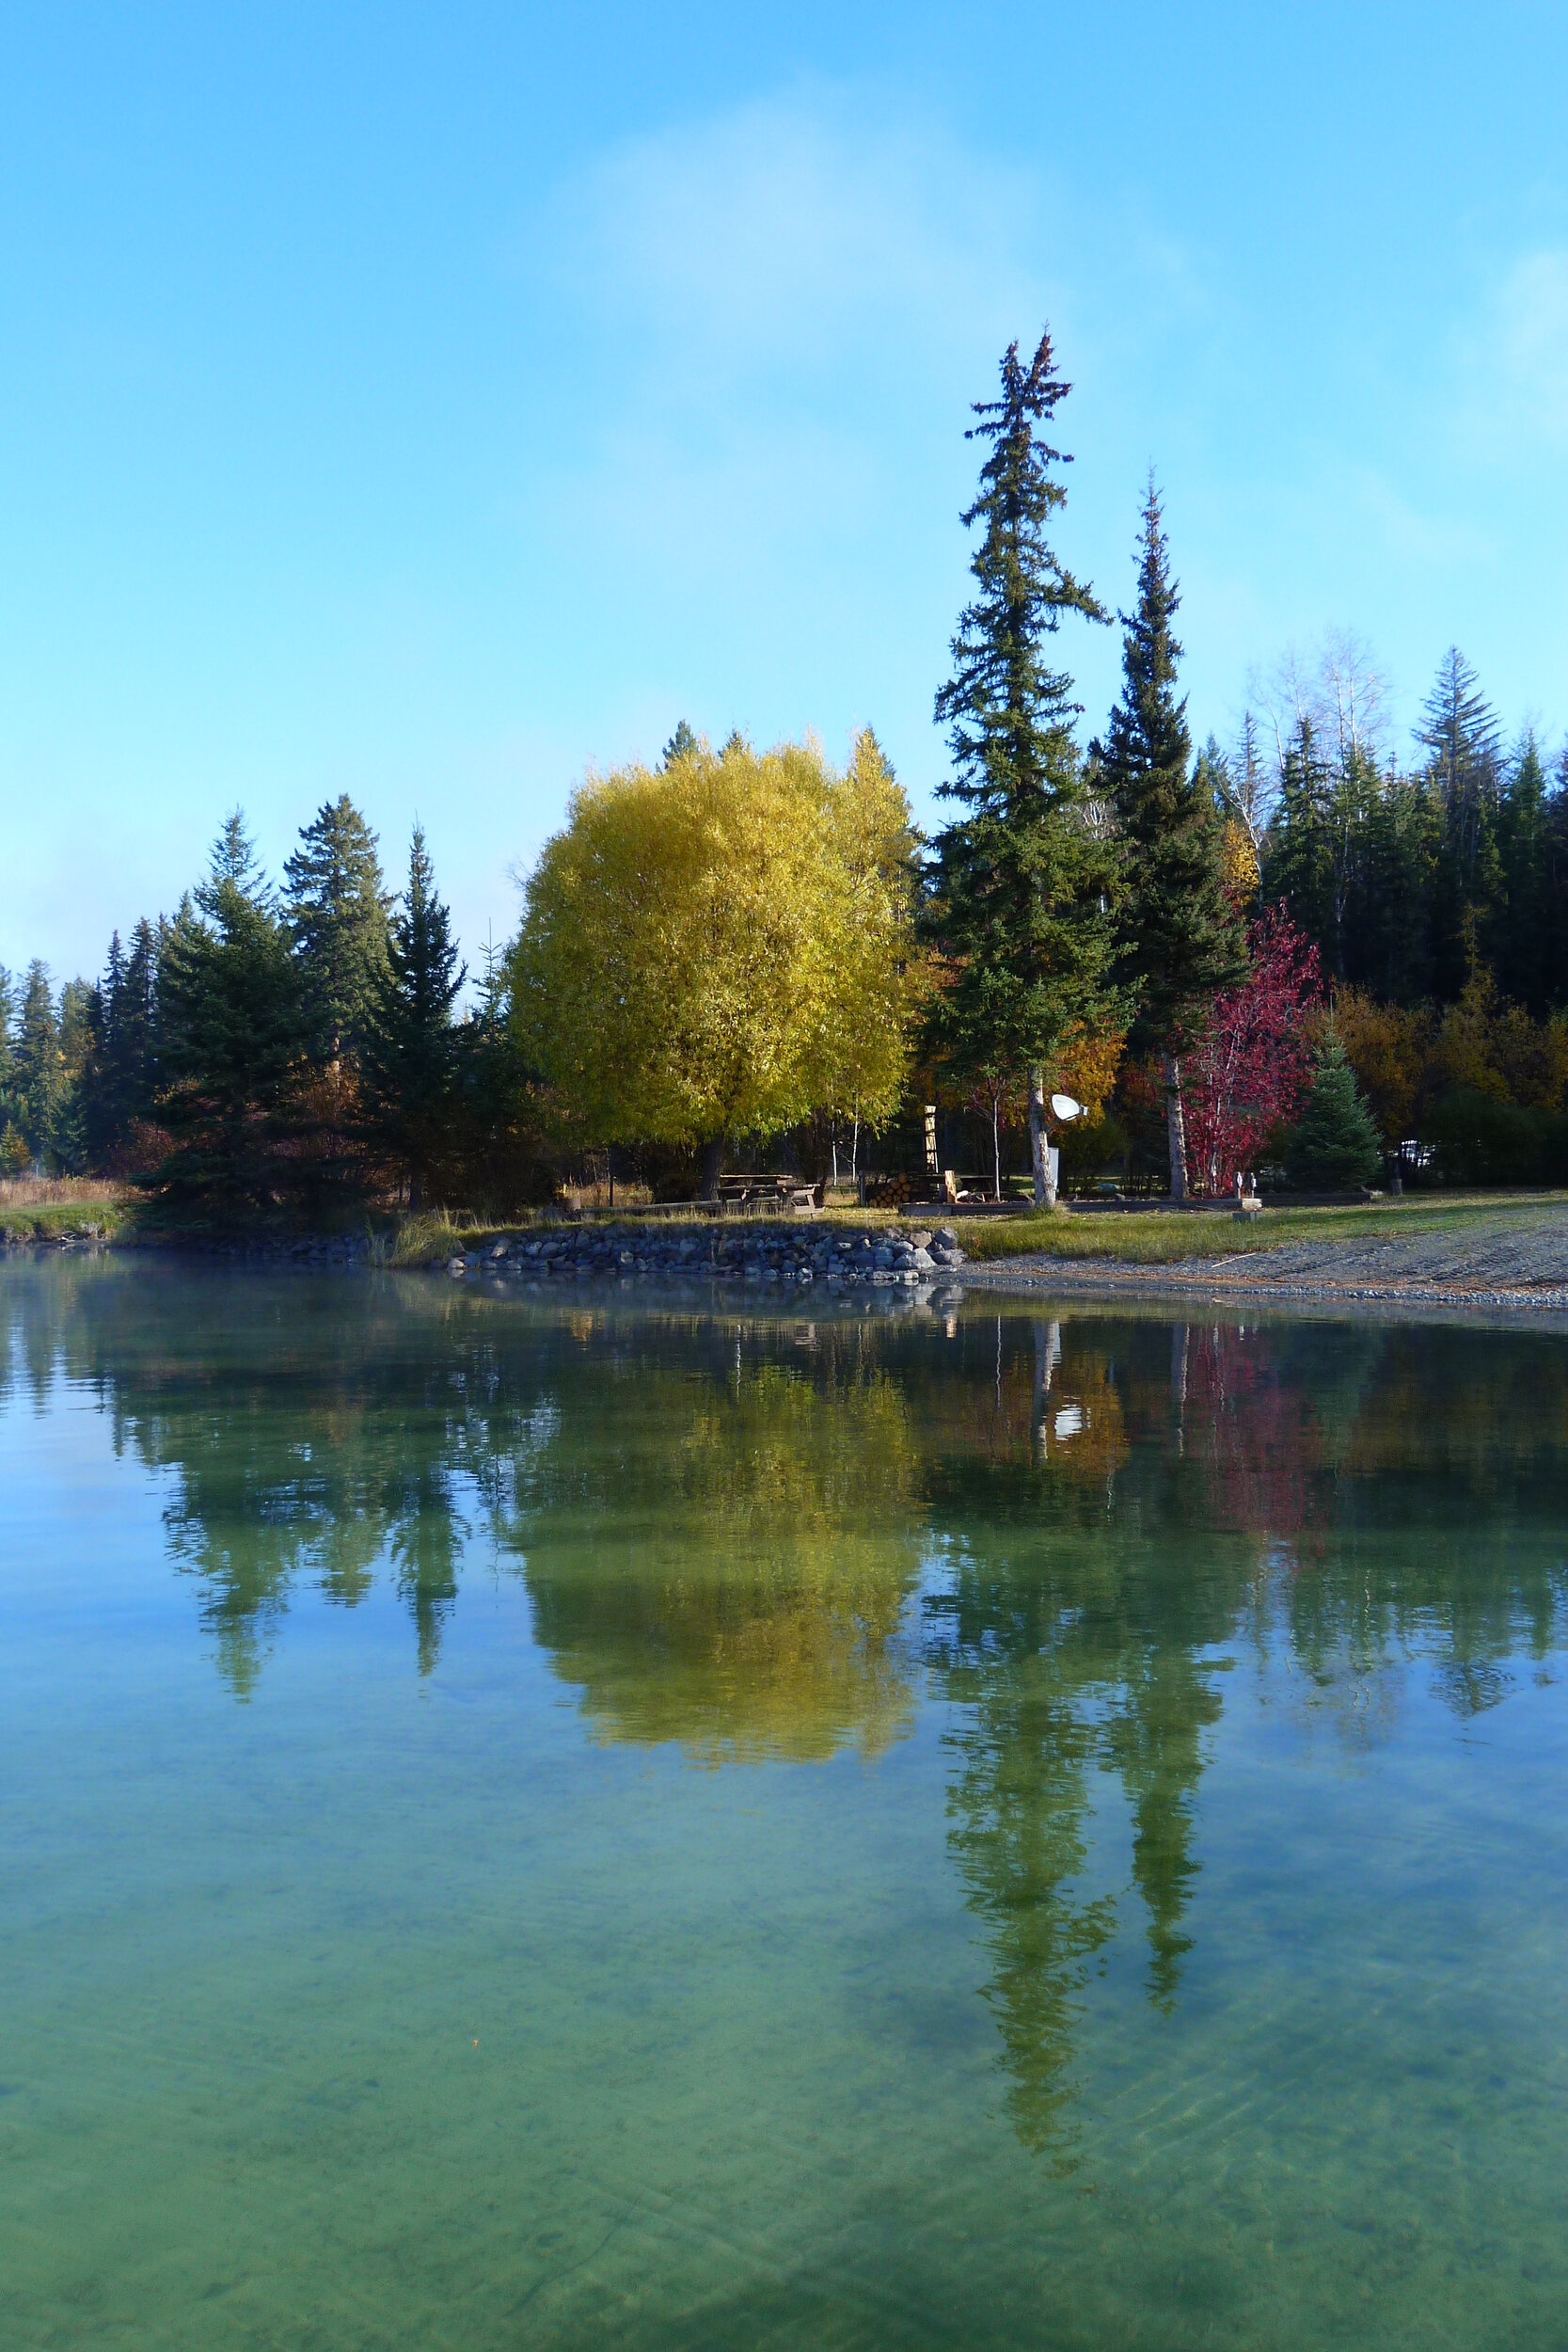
283, 795, 391, 1064
926, 328, 1116, 1208
13, 961, 62, 1168
1098, 481, 1243, 1199
1417, 647, 1501, 826
366, 826, 466, 1208
661, 720, 699, 769
52, 978, 94, 1170
1491, 733, 1557, 1015
82, 928, 159, 1166
1417, 648, 1502, 962
1356, 771, 1438, 1007
156, 813, 306, 1205
0, 964, 15, 1140
1267, 717, 1337, 950
1286, 1027, 1383, 1190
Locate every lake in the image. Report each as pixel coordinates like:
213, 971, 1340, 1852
5, 1257, 1568, 2348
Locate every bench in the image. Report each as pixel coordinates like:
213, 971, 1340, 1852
715, 1175, 822, 1211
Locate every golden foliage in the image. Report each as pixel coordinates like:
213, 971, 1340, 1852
1051, 1023, 1124, 1121
1338, 977, 1568, 1139
508, 730, 925, 1149
1428, 977, 1568, 1111
1333, 989, 1432, 1140
1219, 817, 1259, 900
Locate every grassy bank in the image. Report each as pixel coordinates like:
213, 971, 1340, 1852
0, 1178, 130, 1245
958, 1192, 1568, 1266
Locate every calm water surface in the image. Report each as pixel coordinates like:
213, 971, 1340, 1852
5, 1259, 1568, 2348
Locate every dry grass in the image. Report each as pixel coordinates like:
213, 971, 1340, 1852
0, 1175, 129, 1209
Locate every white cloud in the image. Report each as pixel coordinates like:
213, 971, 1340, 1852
537, 88, 1052, 398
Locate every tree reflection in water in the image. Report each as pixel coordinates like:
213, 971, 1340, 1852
506, 1351, 924, 1762
8, 1261, 1568, 2160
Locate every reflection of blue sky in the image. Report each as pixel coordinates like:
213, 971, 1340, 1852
2, 5, 1565, 985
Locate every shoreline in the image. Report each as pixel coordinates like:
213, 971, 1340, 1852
958, 1255, 1568, 1321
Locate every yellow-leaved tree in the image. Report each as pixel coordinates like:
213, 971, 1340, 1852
508, 729, 924, 1196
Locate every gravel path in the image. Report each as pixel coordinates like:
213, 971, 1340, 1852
964, 1204, 1568, 1315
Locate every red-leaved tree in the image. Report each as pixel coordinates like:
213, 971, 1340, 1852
1182, 908, 1322, 1193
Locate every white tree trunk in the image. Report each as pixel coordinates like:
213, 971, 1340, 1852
1027, 1067, 1056, 1210
1163, 1053, 1188, 1203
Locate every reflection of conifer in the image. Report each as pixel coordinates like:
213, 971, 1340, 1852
390, 1474, 464, 1676
930, 1556, 1118, 2168
1104, 1652, 1220, 2009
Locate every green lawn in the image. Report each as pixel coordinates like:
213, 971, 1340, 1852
957, 1192, 1568, 1265
0, 1189, 127, 1244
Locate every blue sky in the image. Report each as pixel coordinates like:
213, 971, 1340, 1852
3, 3, 1565, 985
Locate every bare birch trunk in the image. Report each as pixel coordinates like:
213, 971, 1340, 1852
1027, 1067, 1056, 1210
1163, 1053, 1188, 1203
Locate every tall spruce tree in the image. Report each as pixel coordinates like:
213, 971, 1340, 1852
1492, 732, 1557, 1014
1098, 482, 1243, 1199
13, 961, 63, 1168
927, 328, 1116, 1208
156, 814, 306, 1205
0, 964, 17, 1160
661, 720, 699, 769
1417, 646, 1501, 828
1417, 648, 1502, 973
81, 921, 160, 1166
283, 795, 391, 1064
52, 977, 93, 1170
366, 826, 466, 1208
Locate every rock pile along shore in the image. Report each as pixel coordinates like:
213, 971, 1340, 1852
443, 1221, 968, 1291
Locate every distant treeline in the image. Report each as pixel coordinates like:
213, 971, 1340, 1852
1232, 643, 1568, 1014
0, 804, 543, 1214
6, 652, 1567, 1209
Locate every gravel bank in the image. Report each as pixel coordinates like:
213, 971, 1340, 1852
963, 1204, 1568, 1314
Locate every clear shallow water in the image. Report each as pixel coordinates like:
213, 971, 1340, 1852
5, 1262, 1568, 2349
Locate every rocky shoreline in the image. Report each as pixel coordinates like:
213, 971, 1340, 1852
436, 1220, 969, 1292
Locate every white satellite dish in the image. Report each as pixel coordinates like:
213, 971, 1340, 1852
1050, 1093, 1084, 1123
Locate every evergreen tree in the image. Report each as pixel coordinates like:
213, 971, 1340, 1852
52, 977, 94, 1169
1417, 646, 1501, 834
1417, 649, 1503, 979
1285, 1028, 1383, 1190
283, 795, 391, 1063
0, 964, 15, 1147
12, 961, 63, 1168
80, 923, 160, 1167
926, 327, 1116, 1208
156, 814, 306, 1205
366, 825, 466, 1208
1354, 771, 1438, 1007
1267, 717, 1337, 953
1098, 481, 1243, 1199
661, 720, 699, 769
1491, 732, 1559, 1015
